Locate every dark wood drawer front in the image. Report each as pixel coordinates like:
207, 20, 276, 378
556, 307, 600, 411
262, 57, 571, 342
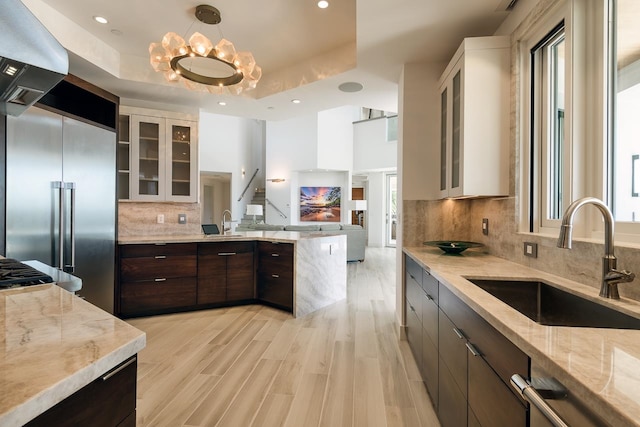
120, 255, 196, 282
258, 241, 294, 258
258, 272, 293, 309
198, 241, 255, 255
422, 292, 438, 344
121, 277, 196, 314
468, 350, 527, 427
405, 256, 423, 287
226, 252, 256, 301
406, 273, 423, 322
423, 270, 438, 302
120, 243, 196, 258
439, 284, 528, 390
25, 356, 137, 427
438, 355, 467, 427
422, 326, 438, 408
438, 309, 467, 399
198, 252, 228, 277
406, 305, 422, 368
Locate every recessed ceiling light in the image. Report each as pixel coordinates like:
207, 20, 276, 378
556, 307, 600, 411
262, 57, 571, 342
338, 82, 363, 93
317, 1, 329, 8
291, 99, 301, 104
93, 16, 108, 24
218, 101, 227, 106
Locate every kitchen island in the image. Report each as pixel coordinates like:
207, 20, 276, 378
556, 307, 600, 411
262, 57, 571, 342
118, 231, 347, 318
0, 284, 146, 426
404, 246, 640, 426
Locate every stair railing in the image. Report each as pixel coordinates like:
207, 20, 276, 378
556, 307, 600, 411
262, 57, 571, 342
266, 198, 287, 219
238, 168, 259, 202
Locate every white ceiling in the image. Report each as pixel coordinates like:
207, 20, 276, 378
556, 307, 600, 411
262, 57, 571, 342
33, 0, 513, 120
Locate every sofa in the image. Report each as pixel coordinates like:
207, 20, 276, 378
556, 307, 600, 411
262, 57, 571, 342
235, 223, 366, 262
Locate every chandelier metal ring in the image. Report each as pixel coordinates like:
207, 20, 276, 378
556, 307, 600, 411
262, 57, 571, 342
169, 50, 244, 86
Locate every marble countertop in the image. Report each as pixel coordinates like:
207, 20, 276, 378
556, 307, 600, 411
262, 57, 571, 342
404, 246, 640, 427
0, 284, 146, 426
118, 230, 341, 245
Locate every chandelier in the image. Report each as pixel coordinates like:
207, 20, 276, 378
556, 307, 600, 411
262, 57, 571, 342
148, 5, 261, 95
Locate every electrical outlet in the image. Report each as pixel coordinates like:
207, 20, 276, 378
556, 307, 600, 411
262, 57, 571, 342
524, 242, 538, 258
178, 213, 187, 224
157, 214, 164, 224
482, 218, 489, 235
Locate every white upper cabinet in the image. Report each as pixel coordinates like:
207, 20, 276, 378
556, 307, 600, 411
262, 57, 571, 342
119, 106, 198, 202
438, 36, 510, 199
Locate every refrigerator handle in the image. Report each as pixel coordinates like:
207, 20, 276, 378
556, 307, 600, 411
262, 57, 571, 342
53, 181, 64, 269
65, 182, 77, 273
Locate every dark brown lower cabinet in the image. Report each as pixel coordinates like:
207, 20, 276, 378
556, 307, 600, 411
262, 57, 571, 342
197, 241, 256, 304
257, 242, 294, 310
438, 355, 467, 427
25, 356, 137, 427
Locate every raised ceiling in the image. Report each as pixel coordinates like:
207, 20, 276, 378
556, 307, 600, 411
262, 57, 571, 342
27, 0, 513, 120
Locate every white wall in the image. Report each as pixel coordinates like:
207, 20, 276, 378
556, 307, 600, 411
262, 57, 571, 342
367, 172, 386, 247
353, 118, 398, 172
199, 112, 264, 224
317, 106, 359, 170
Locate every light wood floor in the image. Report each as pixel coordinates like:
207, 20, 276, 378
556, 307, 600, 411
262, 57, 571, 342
127, 247, 440, 427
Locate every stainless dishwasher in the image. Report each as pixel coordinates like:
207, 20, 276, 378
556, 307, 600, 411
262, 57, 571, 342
511, 362, 611, 427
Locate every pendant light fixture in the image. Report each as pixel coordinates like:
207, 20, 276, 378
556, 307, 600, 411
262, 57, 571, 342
149, 5, 261, 95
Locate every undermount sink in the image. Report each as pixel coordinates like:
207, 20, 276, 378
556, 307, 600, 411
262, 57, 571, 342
466, 278, 640, 329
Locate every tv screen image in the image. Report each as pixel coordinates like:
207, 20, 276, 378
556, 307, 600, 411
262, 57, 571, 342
299, 186, 341, 222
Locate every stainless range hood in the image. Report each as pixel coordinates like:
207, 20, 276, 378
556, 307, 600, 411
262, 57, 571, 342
0, 0, 68, 116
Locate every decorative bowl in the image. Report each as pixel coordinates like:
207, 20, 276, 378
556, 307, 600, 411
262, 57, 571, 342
423, 241, 484, 255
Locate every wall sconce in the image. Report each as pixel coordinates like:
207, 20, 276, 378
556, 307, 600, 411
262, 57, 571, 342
267, 178, 285, 183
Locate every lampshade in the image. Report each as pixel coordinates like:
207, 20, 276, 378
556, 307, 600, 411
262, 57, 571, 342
350, 200, 367, 211
246, 204, 263, 216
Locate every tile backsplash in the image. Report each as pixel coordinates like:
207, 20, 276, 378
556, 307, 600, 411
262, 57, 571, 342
403, 197, 640, 302
118, 202, 201, 237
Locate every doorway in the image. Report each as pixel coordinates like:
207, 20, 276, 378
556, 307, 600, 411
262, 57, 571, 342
386, 174, 397, 247
200, 172, 231, 227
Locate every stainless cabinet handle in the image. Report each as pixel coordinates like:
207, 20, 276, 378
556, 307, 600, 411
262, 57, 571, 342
453, 327, 465, 339
426, 294, 434, 301
510, 374, 569, 427
272, 274, 280, 278
154, 278, 166, 282
410, 304, 416, 312
101, 357, 137, 381
465, 342, 481, 357
155, 255, 166, 259
218, 252, 237, 256
271, 253, 280, 257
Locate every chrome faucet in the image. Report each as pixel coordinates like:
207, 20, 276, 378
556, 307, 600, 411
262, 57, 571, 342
221, 210, 233, 233
557, 197, 635, 299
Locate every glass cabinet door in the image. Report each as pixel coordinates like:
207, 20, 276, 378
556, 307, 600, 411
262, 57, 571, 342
166, 119, 197, 201
451, 69, 462, 193
440, 88, 448, 194
131, 116, 165, 200
117, 115, 130, 199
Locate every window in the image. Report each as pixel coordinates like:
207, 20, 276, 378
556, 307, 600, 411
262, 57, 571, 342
611, 0, 640, 228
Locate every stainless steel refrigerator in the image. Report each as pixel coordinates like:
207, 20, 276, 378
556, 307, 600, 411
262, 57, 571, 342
5, 106, 116, 313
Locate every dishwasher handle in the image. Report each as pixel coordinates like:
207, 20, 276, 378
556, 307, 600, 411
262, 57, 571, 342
510, 374, 569, 427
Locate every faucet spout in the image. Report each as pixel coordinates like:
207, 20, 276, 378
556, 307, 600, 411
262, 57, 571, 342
221, 209, 233, 233
557, 197, 634, 299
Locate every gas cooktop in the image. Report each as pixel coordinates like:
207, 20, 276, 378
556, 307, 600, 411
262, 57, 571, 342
0, 258, 54, 288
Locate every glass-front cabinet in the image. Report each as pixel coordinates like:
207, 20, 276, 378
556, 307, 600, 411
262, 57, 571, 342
117, 115, 131, 199
437, 36, 510, 199
119, 107, 197, 202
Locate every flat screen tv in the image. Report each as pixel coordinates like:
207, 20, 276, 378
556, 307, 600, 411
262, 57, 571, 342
300, 186, 341, 222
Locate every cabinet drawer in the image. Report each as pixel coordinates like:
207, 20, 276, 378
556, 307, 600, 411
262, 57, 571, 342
422, 326, 438, 408
438, 308, 467, 399
120, 243, 196, 258
405, 256, 423, 287
406, 304, 422, 368
406, 273, 423, 322
423, 270, 438, 302
258, 241, 294, 258
198, 241, 255, 255
258, 272, 293, 310
422, 292, 438, 344
438, 354, 467, 427
121, 277, 196, 314
439, 284, 528, 390
25, 356, 137, 427
120, 255, 196, 281
468, 349, 527, 427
